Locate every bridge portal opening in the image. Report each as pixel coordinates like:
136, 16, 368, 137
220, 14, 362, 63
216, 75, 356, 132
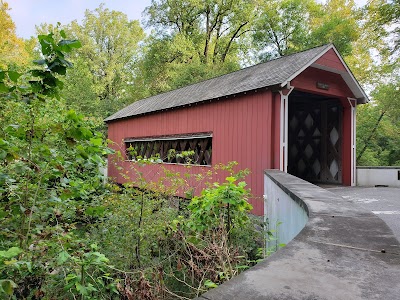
288, 91, 343, 184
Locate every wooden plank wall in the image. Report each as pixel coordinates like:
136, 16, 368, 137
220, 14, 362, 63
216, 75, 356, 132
107, 90, 275, 216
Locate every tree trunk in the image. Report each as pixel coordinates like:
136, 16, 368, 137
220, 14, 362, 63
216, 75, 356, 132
357, 110, 386, 162
221, 21, 248, 63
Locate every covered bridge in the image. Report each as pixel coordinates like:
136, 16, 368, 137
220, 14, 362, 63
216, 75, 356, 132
105, 44, 368, 216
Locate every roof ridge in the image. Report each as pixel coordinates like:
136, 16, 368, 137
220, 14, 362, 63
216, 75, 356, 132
105, 44, 334, 122
132, 44, 331, 104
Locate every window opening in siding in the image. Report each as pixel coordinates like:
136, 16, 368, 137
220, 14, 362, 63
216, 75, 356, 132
125, 133, 212, 166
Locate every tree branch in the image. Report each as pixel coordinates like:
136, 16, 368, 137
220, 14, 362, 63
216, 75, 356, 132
221, 21, 249, 62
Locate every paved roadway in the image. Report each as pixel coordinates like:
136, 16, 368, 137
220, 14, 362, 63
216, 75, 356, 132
326, 186, 400, 241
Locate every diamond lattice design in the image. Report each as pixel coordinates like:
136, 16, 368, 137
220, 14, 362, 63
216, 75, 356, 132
305, 144, 313, 158
313, 160, 321, 176
126, 136, 212, 165
330, 127, 339, 146
290, 116, 298, 130
298, 159, 306, 173
305, 114, 313, 129
288, 93, 343, 184
329, 160, 339, 178
313, 128, 321, 137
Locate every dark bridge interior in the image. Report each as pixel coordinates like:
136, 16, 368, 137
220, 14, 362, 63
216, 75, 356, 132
288, 91, 343, 184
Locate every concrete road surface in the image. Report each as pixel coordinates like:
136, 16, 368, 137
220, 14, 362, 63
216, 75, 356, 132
326, 186, 400, 241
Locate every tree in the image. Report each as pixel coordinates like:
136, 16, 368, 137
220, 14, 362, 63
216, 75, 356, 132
253, 0, 361, 60
253, 0, 320, 59
357, 79, 400, 165
354, 1, 400, 165
135, 0, 257, 94
0, 0, 33, 68
133, 35, 240, 96
44, 5, 146, 118
368, 0, 400, 55
308, 0, 360, 56
145, 0, 256, 64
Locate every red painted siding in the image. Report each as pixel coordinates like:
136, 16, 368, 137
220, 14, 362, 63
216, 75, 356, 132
292, 67, 355, 99
108, 90, 276, 216
108, 63, 359, 215
315, 48, 347, 71
342, 105, 352, 186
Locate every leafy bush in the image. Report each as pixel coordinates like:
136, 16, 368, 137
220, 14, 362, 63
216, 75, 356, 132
0, 30, 267, 300
96, 159, 265, 299
0, 30, 116, 299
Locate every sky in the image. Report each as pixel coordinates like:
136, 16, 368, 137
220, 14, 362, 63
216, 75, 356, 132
7, 0, 152, 38
7, 0, 368, 39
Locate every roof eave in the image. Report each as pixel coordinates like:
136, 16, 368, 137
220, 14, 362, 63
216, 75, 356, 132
330, 46, 370, 103
104, 87, 270, 123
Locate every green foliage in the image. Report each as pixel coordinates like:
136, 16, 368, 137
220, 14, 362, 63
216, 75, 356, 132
134, 0, 256, 95
357, 79, 400, 166
0, 1, 34, 69
0, 30, 116, 299
187, 176, 252, 234
367, 0, 400, 55
0, 247, 22, 296
253, 0, 319, 59
36, 5, 145, 120
253, 0, 360, 60
88, 157, 265, 298
145, 0, 255, 64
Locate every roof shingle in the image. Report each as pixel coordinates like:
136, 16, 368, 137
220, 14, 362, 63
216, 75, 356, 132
105, 44, 332, 122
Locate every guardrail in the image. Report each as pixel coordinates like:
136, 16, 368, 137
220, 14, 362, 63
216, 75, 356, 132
195, 170, 400, 300
357, 166, 400, 187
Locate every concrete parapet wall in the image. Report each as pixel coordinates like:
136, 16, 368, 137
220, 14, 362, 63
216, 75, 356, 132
264, 174, 308, 251
195, 170, 400, 300
357, 166, 400, 187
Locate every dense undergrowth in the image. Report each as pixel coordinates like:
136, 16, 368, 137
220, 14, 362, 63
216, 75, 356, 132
0, 31, 266, 299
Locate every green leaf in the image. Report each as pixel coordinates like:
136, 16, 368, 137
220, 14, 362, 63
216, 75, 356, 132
0, 209, 7, 219
55, 78, 64, 89
29, 80, 42, 93
58, 40, 82, 52
0, 247, 23, 259
0, 149, 7, 160
90, 138, 103, 147
0, 279, 17, 295
38, 34, 54, 55
0, 138, 8, 147
0, 70, 5, 81
7, 71, 22, 82
204, 279, 218, 288
59, 58, 73, 67
60, 29, 67, 38
43, 77, 57, 87
65, 273, 77, 282
57, 250, 70, 265
52, 65, 67, 75
85, 206, 106, 217
48, 60, 67, 75
31, 69, 48, 77
75, 282, 88, 295
0, 83, 9, 93
235, 265, 250, 270
238, 181, 247, 188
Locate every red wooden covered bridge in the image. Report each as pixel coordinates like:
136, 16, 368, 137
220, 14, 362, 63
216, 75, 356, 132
105, 44, 368, 216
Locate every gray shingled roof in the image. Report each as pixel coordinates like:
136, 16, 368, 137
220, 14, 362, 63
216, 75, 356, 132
105, 44, 332, 122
